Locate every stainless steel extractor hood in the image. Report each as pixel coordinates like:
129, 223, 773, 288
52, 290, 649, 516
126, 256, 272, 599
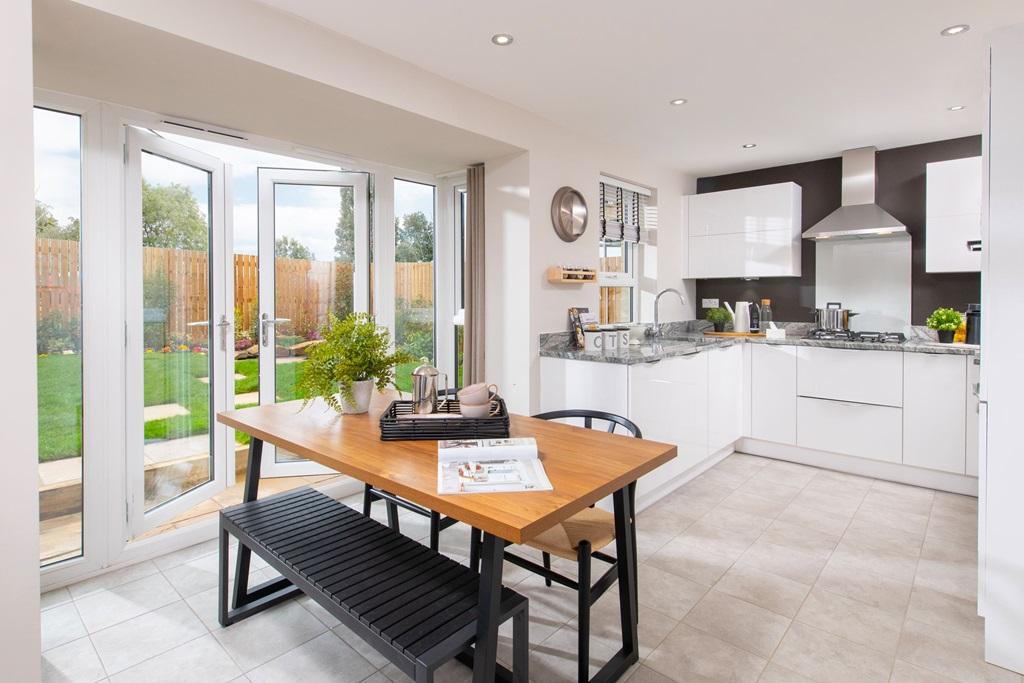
803, 146, 908, 241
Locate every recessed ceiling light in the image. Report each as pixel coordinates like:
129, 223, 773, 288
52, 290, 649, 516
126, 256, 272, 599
742, 143, 757, 149
941, 24, 970, 36
948, 105, 966, 111
491, 33, 514, 46
669, 98, 687, 106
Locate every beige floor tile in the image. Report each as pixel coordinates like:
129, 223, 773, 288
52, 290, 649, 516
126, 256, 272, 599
795, 587, 903, 656
750, 460, 818, 489
211, 600, 328, 672
40, 587, 73, 611
931, 491, 977, 516
915, 539, 978, 601
853, 504, 930, 537
841, 517, 925, 558
669, 477, 734, 512
861, 484, 934, 517
717, 489, 790, 518
67, 560, 160, 599
634, 561, 708, 620
814, 556, 912, 614
682, 589, 791, 658
735, 476, 803, 505
639, 498, 703, 534
41, 636, 106, 683
897, 618, 1020, 683
772, 621, 892, 683
91, 601, 207, 674
830, 537, 919, 585
673, 517, 762, 561
108, 633, 242, 683
41, 603, 88, 652
757, 662, 818, 683
906, 586, 982, 641
735, 538, 828, 586
647, 535, 736, 587
645, 622, 767, 683
790, 487, 864, 517
626, 664, 676, 683
714, 454, 771, 479
530, 621, 623, 683
925, 508, 978, 548
699, 505, 775, 535
774, 503, 851, 540
713, 564, 811, 618
760, 520, 838, 559
695, 466, 753, 491
246, 631, 376, 683
566, 597, 679, 660
890, 659, 962, 682
75, 571, 180, 632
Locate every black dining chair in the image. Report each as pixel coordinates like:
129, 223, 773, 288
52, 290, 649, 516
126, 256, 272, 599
362, 389, 460, 551
494, 409, 642, 683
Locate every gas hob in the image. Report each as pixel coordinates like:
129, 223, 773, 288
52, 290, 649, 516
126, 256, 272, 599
804, 329, 907, 344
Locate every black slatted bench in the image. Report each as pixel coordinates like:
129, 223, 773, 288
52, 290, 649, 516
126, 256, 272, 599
218, 486, 528, 682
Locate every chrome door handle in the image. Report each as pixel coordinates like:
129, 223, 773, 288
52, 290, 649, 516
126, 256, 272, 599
260, 313, 291, 347
216, 316, 231, 352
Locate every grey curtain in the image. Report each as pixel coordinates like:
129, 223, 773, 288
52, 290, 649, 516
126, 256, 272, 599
464, 164, 486, 385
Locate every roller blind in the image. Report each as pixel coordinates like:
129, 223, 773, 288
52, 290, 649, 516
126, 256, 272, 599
599, 180, 648, 243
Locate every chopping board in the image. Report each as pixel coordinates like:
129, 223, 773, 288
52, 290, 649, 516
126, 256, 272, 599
704, 331, 767, 337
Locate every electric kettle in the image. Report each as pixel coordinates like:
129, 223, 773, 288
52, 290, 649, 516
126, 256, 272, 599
724, 301, 752, 333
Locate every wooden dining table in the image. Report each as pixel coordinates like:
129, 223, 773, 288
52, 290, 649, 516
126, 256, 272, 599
217, 391, 676, 682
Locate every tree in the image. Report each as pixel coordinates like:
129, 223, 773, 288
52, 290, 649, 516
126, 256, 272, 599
275, 236, 315, 260
394, 211, 434, 263
334, 186, 355, 262
141, 180, 208, 250
35, 200, 80, 240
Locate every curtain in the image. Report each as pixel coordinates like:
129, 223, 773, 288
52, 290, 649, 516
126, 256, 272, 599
464, 164, 486, 385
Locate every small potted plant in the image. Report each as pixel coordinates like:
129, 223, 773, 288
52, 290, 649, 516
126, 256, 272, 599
706, 306, 732, 333
926, 307, 964, 344
298, 312, 414, 413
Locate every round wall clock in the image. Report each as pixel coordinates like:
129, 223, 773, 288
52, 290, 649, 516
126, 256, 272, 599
550, 186, 588, 242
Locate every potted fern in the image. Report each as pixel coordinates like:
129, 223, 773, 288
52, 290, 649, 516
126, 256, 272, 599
926, 307, 963, 344
706, 306, 732, 333
298, 313, 414, 413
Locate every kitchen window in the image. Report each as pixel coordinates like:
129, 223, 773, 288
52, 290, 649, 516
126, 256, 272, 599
598, 178, 652, 324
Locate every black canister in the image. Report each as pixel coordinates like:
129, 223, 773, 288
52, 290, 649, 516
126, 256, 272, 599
966, 304, 981, 345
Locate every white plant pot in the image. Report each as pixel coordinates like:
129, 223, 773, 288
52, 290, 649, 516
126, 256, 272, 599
340, 379, 375, 414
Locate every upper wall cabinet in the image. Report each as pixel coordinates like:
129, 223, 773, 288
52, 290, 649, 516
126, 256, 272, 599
926, 156, 982, 273
685, 182, 802, 278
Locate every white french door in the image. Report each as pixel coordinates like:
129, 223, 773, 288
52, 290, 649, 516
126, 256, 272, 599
256, 168, 369, 477
125, 128, 233, 536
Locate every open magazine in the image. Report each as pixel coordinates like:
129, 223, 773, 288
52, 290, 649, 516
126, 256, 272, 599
437, 438, 553, 494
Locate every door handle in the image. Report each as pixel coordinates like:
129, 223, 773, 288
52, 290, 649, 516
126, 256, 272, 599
216, 315, 231, 352
966, 239, 983, 252
260, 313, 291, 347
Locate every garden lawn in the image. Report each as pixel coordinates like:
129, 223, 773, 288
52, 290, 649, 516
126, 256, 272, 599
36, 352, 311, 462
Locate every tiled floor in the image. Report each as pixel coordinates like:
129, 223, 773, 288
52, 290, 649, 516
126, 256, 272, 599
41, 453, 1017, 683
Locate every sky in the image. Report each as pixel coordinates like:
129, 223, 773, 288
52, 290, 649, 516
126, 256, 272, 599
32, 108, 436, 262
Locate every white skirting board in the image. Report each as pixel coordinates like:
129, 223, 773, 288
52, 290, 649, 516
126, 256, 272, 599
737, 438, 978, 496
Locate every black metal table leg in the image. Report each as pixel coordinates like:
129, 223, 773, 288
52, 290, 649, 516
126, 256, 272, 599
613, 486, 639, 660
231, 438, 263, 608
472, 532, 505, 683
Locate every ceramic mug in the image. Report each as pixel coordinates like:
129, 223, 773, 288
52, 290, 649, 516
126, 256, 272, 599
458, 382, 498, 405
583, 330, 604, 352
459, 401, 499, 418
603, 330, 618, 352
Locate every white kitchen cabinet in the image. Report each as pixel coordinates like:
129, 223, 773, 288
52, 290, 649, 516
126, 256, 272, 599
685, 182, 802, 278
628, 354, 708, 497
903, 354, 967, 474
538, 357, 628, 417
966, 357, 980, 477
797, 397, 903, 463
797, 346, 903, 407
926, 156, 982, 273
707, 344, 743, 453
750, 344, 797, 445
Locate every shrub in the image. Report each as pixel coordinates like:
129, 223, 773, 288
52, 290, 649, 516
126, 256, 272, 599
926, 307, 963, 331
37, 311, 80, 354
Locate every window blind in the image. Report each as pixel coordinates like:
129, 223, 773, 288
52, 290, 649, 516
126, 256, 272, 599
599, 181, 648, 243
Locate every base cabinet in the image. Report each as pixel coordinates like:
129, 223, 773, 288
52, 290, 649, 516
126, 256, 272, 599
628, 354, 709, 497
708, 345, 743, 452
750, 344, 797, 445
903, 353, 968, 474
797, 397, 903, 463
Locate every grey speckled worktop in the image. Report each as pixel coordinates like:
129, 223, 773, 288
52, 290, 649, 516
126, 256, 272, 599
539, 321, 980, 365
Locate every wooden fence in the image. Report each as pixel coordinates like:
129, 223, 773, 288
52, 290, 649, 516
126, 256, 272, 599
598, 256, 629, 324
36, 239, 435, 344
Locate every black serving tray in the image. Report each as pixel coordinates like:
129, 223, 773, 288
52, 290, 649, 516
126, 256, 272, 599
379, 398, 510, 441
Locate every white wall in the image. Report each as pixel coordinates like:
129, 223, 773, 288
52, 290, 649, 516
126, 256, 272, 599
0, 0, 42, 678
65, 0, 696, 414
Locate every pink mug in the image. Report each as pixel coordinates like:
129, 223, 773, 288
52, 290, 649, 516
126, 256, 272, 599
458, 382, 498, 406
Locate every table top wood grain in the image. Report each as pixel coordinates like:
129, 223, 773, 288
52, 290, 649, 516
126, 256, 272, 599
217, 392, 676, 543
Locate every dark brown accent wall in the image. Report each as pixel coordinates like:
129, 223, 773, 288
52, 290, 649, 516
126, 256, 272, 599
694, 136, 981, 325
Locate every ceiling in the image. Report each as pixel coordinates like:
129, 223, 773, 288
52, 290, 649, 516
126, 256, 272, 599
33, 0, 520, 175
256, 0, 1024, 177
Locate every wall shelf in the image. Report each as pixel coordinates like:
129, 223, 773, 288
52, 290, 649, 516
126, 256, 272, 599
546, 266, 597, 283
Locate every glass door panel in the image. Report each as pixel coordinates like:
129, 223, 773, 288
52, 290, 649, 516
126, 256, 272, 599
126, 128, 230, 535
257, 169, 368, 476
393, 180, 436, 393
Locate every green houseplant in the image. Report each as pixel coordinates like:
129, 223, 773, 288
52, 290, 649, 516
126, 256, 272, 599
926, 307, 964, 344
706, 307, 732, 333
298, 312, 414, 413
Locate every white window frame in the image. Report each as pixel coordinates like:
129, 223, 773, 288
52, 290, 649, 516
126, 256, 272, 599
36, 88, 450, 590
598, 176, 652, 324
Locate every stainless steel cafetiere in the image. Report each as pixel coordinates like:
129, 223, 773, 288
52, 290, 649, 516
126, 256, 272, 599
410, 362, 449, 414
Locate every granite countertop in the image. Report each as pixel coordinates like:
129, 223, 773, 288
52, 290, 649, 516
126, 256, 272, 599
540, 321, 980, 365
